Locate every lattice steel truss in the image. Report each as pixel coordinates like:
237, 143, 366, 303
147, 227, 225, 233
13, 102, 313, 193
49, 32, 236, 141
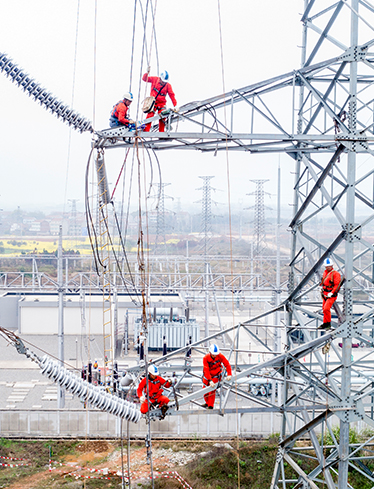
196, 176, 216, 258
94, 2, 374, 487
4, 1, 374, 486
247, 179, 271, 256
152, 182, 172, 255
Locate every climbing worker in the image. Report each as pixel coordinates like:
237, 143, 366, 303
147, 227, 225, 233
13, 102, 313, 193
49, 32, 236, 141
318, 258, 341, 330
109, 92, 135, 128
93, 359, 98, 369
142, 70, 178, 132
202, 344, 232, 409
137, 364, 172, 417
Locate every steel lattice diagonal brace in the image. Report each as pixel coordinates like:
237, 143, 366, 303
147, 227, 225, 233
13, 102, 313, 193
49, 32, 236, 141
0, 52, 93, 133
0, 326, 141, 423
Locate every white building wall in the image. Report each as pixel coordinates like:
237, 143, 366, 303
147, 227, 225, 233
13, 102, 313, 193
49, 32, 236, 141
20, 305, 124, 335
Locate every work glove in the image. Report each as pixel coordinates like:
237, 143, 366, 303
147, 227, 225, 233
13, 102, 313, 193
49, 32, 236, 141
128, 119, 135, 125
173, 106, 179, 113
226, 375, 232, 382
327, 292, 333, 298
209, 380, 216, 388
140, 395, 146, 403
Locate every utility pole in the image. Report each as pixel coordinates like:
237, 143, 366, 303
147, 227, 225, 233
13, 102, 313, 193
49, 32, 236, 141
57, 225, 65, 409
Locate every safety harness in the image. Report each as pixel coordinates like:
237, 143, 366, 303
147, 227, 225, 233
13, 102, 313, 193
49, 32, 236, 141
202, 355, 223, 384
146, 377, 171, 403
321, 270, 344, 298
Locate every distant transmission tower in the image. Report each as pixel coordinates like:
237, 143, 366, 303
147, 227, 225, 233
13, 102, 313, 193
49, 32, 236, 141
153, 183, 173, 255
247, 179, 271, 256
196, 176, 220, 341
68, 199, 79, 237
197, 176, 216, 258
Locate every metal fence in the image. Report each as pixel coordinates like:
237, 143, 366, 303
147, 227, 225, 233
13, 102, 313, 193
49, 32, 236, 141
0, 408, 283, 438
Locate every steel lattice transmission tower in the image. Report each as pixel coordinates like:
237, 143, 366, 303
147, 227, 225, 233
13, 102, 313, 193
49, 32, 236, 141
153, 183, 173, 255
247, 179, 271, 256
68, 199, 79, 237
197, 176, 216, 258
91, 2, 374, 487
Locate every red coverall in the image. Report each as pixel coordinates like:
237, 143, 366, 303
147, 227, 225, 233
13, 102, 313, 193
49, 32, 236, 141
137, 375, 171, 414
202, 353, 232, 408
110, 101, 131, 126
142, 73, 177, 132
321, 268, 341, 324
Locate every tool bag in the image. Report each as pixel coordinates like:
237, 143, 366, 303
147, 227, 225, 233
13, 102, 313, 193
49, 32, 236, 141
142, 96, 155, 114
142, 82, 167, 113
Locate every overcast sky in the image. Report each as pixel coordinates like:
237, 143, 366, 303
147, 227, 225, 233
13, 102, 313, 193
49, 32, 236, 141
0, 1, 301, 216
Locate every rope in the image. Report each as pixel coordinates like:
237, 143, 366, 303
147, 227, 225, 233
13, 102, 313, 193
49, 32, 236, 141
129, 0, 138, 91
217, 1, 240, 487
135, 0, 151, 120
63, 0, 81, 217
111, 149, 131, 201
92, 0, 98, 129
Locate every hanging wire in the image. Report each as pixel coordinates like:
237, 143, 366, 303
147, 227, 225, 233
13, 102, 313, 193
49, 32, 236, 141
85, 148, 104, 274
148, 0, 160, 75
92, 0, 98, 129
135, 0, 151, 120
217, 0, 241, 487
129, 0, 138, 92
63, 0, 81, 216
120, 150, 136, 252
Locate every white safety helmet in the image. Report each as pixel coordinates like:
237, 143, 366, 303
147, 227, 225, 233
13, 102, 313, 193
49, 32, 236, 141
209, 344, 220, 355
160, 71, 169, 83
323, 257, 334, 268
123, 92, 133, 102
148, 365, 158, 376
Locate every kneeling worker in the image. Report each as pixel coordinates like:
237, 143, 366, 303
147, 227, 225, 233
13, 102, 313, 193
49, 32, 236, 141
137, 365, 172, 417
202, 344, 232, 409
109, 92, 135, 128
319, 258, 341, 330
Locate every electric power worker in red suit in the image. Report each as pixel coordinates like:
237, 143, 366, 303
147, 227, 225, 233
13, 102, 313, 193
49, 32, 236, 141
318, 257, 341, 330
202, 344, 232, 409
137, 364, 172, 417
109, 92, 135, 128
142, 70, 178, 132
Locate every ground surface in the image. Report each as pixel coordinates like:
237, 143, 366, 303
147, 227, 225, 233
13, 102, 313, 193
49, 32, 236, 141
0, 439, 225, 488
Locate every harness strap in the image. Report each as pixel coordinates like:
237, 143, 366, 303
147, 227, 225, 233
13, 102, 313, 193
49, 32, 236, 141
153, 82, 167, 101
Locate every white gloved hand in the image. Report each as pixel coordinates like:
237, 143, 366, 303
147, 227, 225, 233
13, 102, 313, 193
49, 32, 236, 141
140, 395, 146, 403
173, 106, 179, 112
209, 380, 216, 388
327, 292, 333, 298
226, 375, 232, 382
129, 119, 135, 124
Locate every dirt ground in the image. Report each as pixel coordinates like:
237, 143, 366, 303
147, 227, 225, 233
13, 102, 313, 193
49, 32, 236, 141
3, 440, 199, 488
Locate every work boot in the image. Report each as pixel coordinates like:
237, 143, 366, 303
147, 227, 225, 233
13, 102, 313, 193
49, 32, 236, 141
318, 322, 331, 330
160, 405, 169, 419
208, 406, 213, 410
202, 403, 209, 409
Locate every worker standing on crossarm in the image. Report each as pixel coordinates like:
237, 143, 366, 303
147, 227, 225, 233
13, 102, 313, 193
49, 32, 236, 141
109, 92, 135, 128
137, 365, 172, 417
142, 70, 178, 132
202, 344, 232, 409
318, 258, 341, 330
